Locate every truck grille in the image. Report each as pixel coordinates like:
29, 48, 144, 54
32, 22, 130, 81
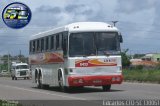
20, 71, 26, 76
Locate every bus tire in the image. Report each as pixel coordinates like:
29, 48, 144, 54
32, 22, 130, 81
58, 70, 68, 92
37, 73, 43, 89
43, 84, 49, 89
35, 71, 39, 87
102, 85, 111, 91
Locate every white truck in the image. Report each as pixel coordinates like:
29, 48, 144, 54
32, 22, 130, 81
11, 62, 30, 80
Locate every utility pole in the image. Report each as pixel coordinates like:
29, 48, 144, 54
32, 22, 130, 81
19, 50, 21, 62
112, 21, 118, 26
0, 56, 1, 72
8, 52, 10, 72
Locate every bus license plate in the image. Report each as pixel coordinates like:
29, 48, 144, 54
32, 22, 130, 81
93, 80, 102, 83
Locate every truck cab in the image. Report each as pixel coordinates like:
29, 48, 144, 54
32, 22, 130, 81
11, 62, 30, 80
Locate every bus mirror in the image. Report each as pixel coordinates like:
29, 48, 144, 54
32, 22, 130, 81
119, 34, 123, 43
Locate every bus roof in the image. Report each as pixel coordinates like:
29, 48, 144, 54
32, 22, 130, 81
30, 22, 118, 40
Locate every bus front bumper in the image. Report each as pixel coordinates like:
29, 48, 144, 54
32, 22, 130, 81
68, 75, 123, 87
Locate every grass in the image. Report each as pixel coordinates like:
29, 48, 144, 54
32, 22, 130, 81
123, 69, 160, 84
0, 100, 21, 106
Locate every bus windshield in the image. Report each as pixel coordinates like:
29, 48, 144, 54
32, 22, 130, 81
16, 65, 28, 69
69, 32, 120, 57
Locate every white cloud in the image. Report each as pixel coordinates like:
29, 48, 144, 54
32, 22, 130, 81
0, 0, 160, 55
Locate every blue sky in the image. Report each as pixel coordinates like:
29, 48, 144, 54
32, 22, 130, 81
0, 0, 160, 56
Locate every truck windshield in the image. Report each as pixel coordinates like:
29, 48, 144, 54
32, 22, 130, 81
16, 65, 28, 69
69, 32, 120, 57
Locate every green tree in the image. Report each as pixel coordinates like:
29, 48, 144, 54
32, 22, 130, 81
133, 54, 145, 58
121, 49, 131, 67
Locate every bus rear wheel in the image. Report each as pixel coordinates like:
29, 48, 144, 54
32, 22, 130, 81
37, 74, 42, 89
102, 85, 111, 91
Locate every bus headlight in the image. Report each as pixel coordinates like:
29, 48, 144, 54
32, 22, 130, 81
112, 77, 121, 82
116, 77, 121, 81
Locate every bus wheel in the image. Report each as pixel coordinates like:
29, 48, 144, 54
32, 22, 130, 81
35, 72, 38, 85
35, 76, 39, 87
58, 71, 68, 92
37, 74, 43, 89
43, 85, 49, 89
102, 85, 111, 91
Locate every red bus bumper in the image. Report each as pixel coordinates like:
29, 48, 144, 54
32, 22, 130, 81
68, 75, 123, 87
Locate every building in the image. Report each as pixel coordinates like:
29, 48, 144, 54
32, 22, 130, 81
0, 56, 4, 64
142, 53, 160, 62
130, 53, 160, 67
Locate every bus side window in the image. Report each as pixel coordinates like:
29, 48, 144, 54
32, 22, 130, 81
50, 35, 54, 50
32, 40, 36, 53
41, 38, 44, 52
36, 39, 40, 52
29, 41, 32, 54
62, 31, 68, 56
45, 37, 49, 51
56, 34, 62, 50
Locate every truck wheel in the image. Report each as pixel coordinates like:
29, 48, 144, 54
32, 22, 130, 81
102, 85, 111, 91
12, 76, 14, 80
15, 77, 17, 80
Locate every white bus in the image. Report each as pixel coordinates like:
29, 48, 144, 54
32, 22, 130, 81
29, 22, 123, 92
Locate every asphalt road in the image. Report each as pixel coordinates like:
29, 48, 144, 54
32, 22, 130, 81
0, 77, 160, 106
